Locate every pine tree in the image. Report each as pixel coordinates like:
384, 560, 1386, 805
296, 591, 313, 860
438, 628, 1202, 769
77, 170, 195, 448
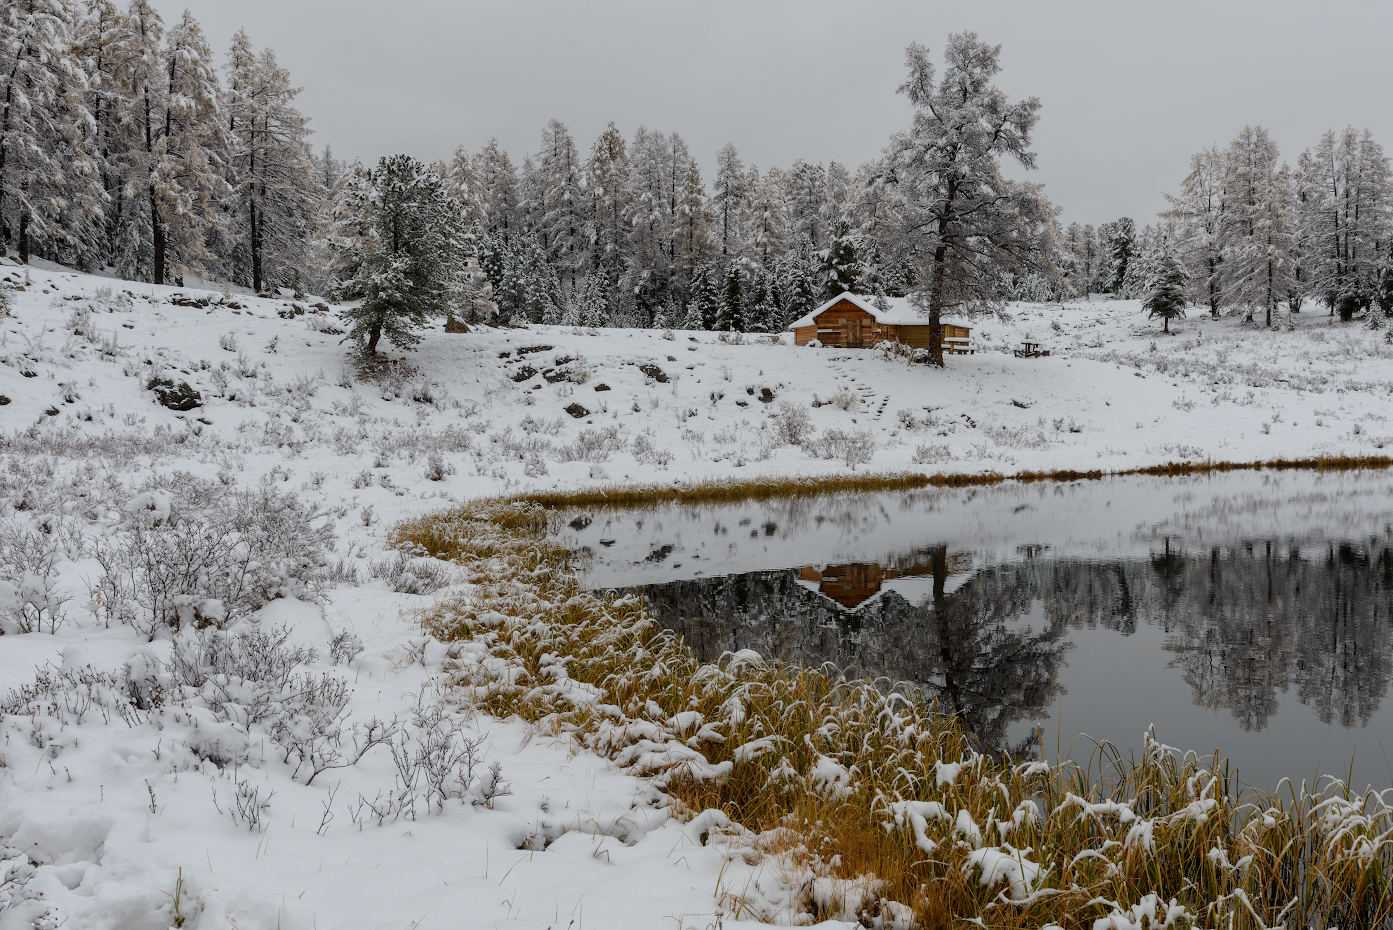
747, 165, 788, 267
1301, 127, 1391, 321
777, 236, 819, 328
674, 157, 709, 277
224, 32, 317, 293
882, 35, 1053, 366
330, 154, 476, 355
111, 5, 230, 284
576, 271, 610, 328
1143, 244, 1188, 333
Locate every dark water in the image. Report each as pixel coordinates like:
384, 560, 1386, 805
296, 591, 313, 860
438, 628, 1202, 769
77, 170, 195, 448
565, 471, 1393, 792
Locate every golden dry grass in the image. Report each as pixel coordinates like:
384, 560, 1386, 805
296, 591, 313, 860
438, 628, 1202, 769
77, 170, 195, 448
396, 462, 1393, 928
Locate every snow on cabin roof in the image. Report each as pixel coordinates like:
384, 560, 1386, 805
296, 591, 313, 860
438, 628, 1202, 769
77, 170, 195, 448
787, 292, 970, 330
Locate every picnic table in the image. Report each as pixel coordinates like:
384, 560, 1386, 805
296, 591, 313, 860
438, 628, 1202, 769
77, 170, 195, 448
1014, 341, 1050, 358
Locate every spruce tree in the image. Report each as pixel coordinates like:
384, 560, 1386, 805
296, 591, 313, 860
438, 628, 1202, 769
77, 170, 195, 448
331, 154, 475, 356
1144, 247, 1189, 333
819, 218, 863, 298
719, 264, 743, 331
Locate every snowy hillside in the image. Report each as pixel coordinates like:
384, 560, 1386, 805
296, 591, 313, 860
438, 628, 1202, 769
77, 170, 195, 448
3, 258, 1393, 930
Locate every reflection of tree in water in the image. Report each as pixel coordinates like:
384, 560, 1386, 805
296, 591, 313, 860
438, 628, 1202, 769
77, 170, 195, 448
625, 539, 1393, 752
1031, 541, 1393, 731
627, 548, 1070, 755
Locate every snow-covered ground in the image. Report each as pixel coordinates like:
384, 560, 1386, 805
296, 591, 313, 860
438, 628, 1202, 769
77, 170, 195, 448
2, 258, 1392, 929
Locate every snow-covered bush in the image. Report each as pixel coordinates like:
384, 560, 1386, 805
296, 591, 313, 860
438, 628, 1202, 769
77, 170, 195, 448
772, 401, 814, 446
807, 429, 877, 469
0, 519, 81, 633
911, 442, 952, 465
829, 388, 859, 411
554, 426, 625, 463
95, 479, 336, 634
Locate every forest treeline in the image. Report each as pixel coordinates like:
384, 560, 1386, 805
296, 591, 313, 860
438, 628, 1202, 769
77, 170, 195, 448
4, 2, 1391, 342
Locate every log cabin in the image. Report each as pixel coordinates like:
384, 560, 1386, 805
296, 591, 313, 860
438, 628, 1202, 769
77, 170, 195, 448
789, 291, 972, 353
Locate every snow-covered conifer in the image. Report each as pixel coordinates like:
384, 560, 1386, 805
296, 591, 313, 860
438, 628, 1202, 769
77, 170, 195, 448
330, 154, 476, 355
1143, 244, 1188, 333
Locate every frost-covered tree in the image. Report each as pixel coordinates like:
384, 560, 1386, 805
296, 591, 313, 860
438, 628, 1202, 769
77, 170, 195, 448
0, 0, 100, 263
1164, 146, 1227, 317
1098, 218, 1135, 295
537, 119, 586, 287
785, 159, 827, 248
1219, 126, 1293, 326
224, 32, 317, 293
819, 218, 863, 298
674, 157, 709, 275
109, 5, 230, 284
777, 236, 819, 328
1144, 245, 1188, 333
1300, 127, 1391, 321
330, 154, 479, 355
746, 165, 788, 267
881, 34, 1054, 365
685, 262, 719, 330
475, 139, 521, 239
585, 121, 629, 281
712, 142, 745, 259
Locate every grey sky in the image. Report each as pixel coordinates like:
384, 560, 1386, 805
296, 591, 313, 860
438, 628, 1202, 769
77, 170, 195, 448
178, 0, 1393, 227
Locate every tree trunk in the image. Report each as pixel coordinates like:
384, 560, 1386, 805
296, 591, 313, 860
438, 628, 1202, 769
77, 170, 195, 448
250, 201, 262, 294
1163, 314, 1169, 333
151, 185, 164, 285
367, 324, 381, 356
927, 242, 948, 367
18, 211, 27, 264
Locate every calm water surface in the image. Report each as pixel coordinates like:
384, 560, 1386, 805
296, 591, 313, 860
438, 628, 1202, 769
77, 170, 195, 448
564, 471, 1393, 792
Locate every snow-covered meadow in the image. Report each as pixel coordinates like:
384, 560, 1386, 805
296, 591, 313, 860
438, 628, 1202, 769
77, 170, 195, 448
3, 257, 1393, 929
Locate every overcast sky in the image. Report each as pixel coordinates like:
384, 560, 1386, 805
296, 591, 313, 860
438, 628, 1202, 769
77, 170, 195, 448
177, 0, 1393, 227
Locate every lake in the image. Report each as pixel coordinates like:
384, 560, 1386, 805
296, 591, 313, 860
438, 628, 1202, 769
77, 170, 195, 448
564, 470, 1393, 793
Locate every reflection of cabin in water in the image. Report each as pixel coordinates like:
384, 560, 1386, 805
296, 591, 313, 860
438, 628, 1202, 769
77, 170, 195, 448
789, 291, 972, 352
799, 551, 974, 609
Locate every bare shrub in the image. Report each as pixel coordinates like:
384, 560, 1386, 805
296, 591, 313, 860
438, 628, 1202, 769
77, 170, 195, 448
371, 552, 451, 595
829, 388, 859, 411
772, 401, 813, 445
911, 442, 952, 465
554, 426, 625, 463
103, 479, 336, 634
807, 429, 877, 469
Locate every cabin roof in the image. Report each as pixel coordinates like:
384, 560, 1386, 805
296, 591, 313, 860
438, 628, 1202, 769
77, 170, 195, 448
787, 291, 970, 330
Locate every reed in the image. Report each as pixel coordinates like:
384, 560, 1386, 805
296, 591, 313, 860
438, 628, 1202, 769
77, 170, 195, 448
396, 486, 1393, 929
